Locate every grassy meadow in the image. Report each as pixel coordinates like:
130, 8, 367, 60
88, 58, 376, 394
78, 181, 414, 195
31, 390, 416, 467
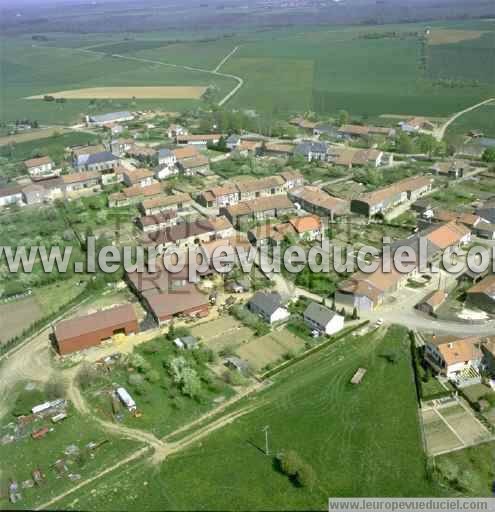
53, 326, 447, 511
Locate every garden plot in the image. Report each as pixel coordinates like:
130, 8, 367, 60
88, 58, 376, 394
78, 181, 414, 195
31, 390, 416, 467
236, 329, 304, 372
191, 316, 252, 351
422, 400, 492, 456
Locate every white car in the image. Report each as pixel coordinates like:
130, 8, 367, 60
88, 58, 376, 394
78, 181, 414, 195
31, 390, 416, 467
375, 318, 384, 327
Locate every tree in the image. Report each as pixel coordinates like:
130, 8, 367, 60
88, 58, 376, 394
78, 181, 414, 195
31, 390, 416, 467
181, 368, 202, 398
397, 132, 415, 154
482, 148, 495, 163
338, 110, 349, 126
278, 450, 303, 477
417, 134, 437, 156
296, 462, 317, 490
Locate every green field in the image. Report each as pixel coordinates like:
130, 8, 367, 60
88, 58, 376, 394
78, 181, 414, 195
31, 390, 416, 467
0, 38, 235, 124
2, 20, 495, 125
51, 326, 449, 511
445, 101, 495, 140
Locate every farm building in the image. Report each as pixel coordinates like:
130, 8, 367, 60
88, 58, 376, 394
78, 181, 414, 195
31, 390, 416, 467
86, 111, 134, 126
140, 192, 192, 216
351, 176, 433, 217
415, 290, 448, 316
288, 186, 349, 219
143, 284, 209, 325
466, 274, 495, 314
54, 304, 138, 355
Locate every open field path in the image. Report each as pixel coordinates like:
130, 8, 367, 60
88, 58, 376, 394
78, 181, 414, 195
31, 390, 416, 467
435, 97, 495, 140
36, 378, 265, 510
32, 44, 244, 107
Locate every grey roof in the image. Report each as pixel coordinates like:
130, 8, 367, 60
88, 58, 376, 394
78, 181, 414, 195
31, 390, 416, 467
226, 134, 240, 144
158, 148, 173, 159
0, 184, 22, 198
224, 356, 249, 371
314, 124, 339, 136
176, 335, 198, 348
389, 230, 441, 262
477, 203, 495, 223
89, 111, 132, 124
479, 138, 495, 149
303, 302, 337, 326
248, 291, 283, 316
294, 140, 327, 156
85, 151, 119, 165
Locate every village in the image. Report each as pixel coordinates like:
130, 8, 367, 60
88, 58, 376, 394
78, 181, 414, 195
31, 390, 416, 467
1, 104, 495, 506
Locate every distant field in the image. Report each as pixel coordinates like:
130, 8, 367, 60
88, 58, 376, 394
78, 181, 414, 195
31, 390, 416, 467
27, 86, 207, 99
0, 127, 69, 146
428, 29, 485, 45
426, 31, 495, 83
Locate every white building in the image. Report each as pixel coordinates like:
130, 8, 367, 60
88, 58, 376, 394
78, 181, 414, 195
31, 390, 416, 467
303, 302, 344, 335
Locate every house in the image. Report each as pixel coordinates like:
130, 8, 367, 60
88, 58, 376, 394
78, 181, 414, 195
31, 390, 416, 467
126, 145, 157, 162
155, 163, 179, 180
289, 117, 317, 131
476, 200, 495, 224
226, 134, 241, 151
62, 171, 100, 194
327, 147, 392, 168
415, 290, 448, 316
279, 169, 304, 190
247, 291, 290, 324
173, 335, 199, 350
236, 139, 262, 157
76, 151, 120, 173
303, 302, 344, 335
122, 168, 155, 188
351, 176, 433, 217
177, 155, 210, 176
294, 141, 327, 162
143, 284, 209, 325
176, 133, 221, 148
0, 184, 24, 207
431, 159, 472, 179
108, 182, 161, 208
142, 216, 234, 253
140, 192, 192, 216
288, 186, 349, 220
337, 124, 395, 139
136, 210, 178, 233
262, 142, 294, 158
221, 194, 295, 228
24, 156, 58, 179
236, 175, 286, 201
86, 111, 134, 126
288, 214, 322, 241
110, 138, 134, 157
313, 123, 341, 139
21, 183, 47, 205
54, 304, 138, 355
399, 117, 436, 133
173, 145, 200, 161
22, 177, 64, 205
412, 198, 434, 218
466, 274, 495, 314
157, 148, 177, 167
431, 209, 482, 229
197, 183, 240, 209
424, 335, 483, 382
167, 124, 187, 139
473, 222, 495, 240
335, 265, 408, 313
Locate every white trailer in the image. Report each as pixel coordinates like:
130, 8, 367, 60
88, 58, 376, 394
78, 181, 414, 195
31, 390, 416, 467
116, 387, 136, 412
